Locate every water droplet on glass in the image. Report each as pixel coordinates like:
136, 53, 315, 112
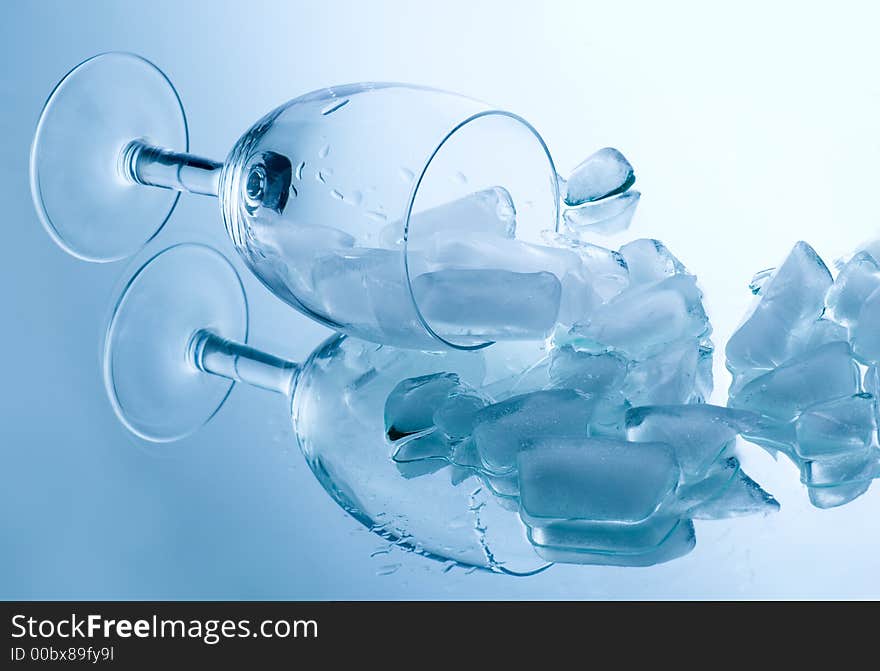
318, 144, 330, 159
453, 171, 468, 185
295, 161, 305, 180
350, 190, 364, 206
316, 171, 327, 184
330, 189, 344, 200
366, 210, 387, 223
399, 167, 415, 183
321, 98, 350, 116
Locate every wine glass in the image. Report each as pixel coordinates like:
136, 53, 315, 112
105, 242, 551, 575
32, 52, 561, 350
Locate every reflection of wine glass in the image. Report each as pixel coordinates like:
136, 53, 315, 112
32, 52, 560, 350
105, 243, 549, 575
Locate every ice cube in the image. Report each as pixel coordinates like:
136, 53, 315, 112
563, 191, 641, 237
472, 389, 595, 474
850, 285, 880, 364
689, 461, 779, 519
391, 428, 451, 463
382, 187, 517, 248
412, 268, 562, 342
433, 392, 490, 442
526, 515, 679, 554
527, 519, 695, 567
568, 274, 708, 358
619, 239, 686, 285
729, 341, 860, 422
563, 147, 636, 206
800, 449, 880, 487
384, 372, 465, 440
425, 232, 582, 279
541, 232, 630, 301
726, 242, 832, 376
548, 346, 629, 397
625, 404, 757, 479
622, 340, 700, 406
793, 393, 876, 459
694, 341, 715, 403
517, 437, 679, 524
825, 251, 880, 326
788, 318, 849, 357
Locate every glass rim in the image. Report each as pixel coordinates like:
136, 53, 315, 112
402, 108, 560, 350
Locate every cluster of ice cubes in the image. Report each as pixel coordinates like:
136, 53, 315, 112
382, 224, 779, 566
257, 147, 645, 348
725, 241, 880, 508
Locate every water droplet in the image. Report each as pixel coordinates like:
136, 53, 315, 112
399, 167, 415, 183
295, 161, 305, 180
330, 189, 344, 200
316, 171, 327, 184
318, 144, 330, 159
321, 98, 350, 115
349, 190, 364, 206
453, 171, 468, 185
366, 210, 387, 223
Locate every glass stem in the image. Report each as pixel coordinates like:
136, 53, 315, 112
189, 329, 300, 397
123, 140, 223, 197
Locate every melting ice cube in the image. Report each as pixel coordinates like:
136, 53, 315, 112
563, 191, 641, 237
381, 187, 517, 248
516, 437, 679, 524
472, 389, 595, 474
563, 147, 636, 206
729, 341, 861, 422
622, 341, 700, 407
526, 515, 680, 554
412, 268, 562, 342
542, 232, 630, 301
726, 242, 833, 376
687, 459, 779, 519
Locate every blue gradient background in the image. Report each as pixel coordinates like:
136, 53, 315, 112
3, 0, 880, 599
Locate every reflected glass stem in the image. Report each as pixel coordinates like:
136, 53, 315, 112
189, 329, 300, 397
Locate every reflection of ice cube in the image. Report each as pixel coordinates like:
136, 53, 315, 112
412, 269, 562, 342
625, 404, 756, 479
687, 459, 779, 519
516, 437, 679, 524
563, 147, 635, 206
527, 515, 679, 554
384, 372, 464, 439
619, 238, 686, 286
472, 390, 595, 474
794, 393, 876, 459
801, 449, 880, 486
808, 481, 873, 509
526, 519, 695, 567
548, 346, 629, 397
730, 341, 860, 422
563, 191, 640, 237
726, 242, 832, 376
622, 341, 699, 406
380, 187, 517, 248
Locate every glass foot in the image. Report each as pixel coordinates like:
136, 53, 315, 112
30, 52, 188, 262
104, 244, 247, 442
